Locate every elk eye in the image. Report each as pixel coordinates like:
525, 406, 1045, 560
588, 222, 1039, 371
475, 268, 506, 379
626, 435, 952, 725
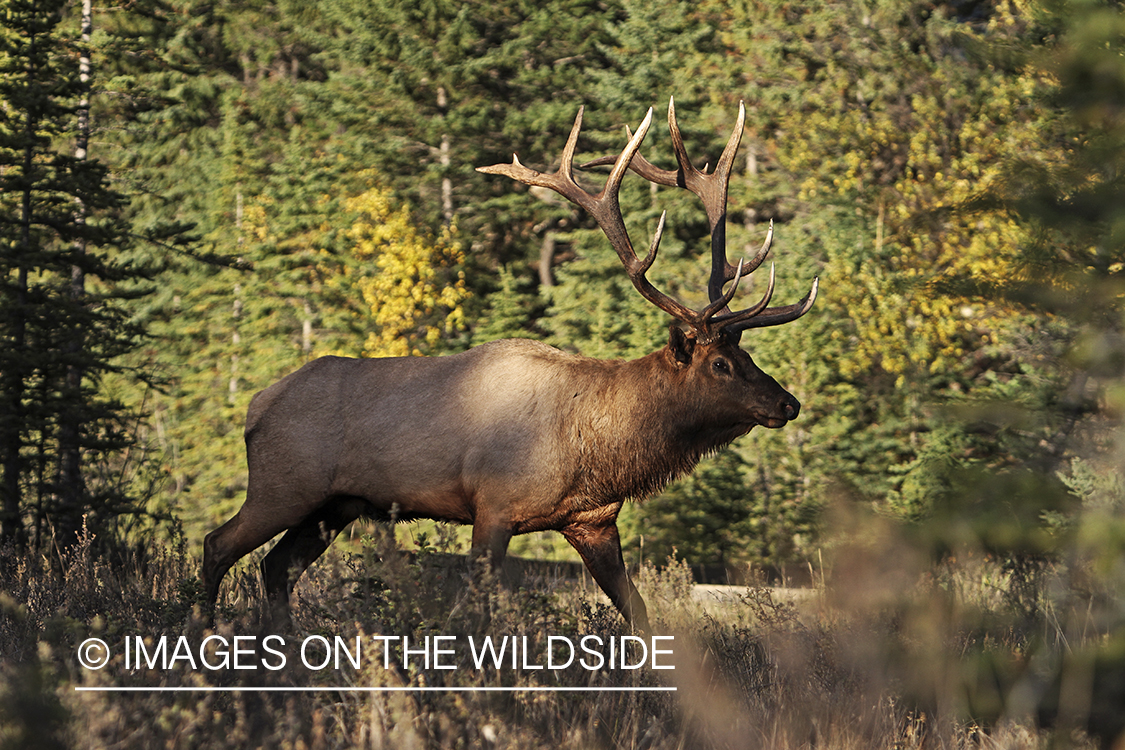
712, 358, 731, 375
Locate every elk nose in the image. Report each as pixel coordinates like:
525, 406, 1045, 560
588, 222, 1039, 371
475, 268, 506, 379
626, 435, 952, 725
781, 395, 800, 421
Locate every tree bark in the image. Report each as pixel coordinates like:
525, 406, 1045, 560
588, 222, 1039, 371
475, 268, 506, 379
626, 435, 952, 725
437, 87, 453, 226
54, 0, 94, 550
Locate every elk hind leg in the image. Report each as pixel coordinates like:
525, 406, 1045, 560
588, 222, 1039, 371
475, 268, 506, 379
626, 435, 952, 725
260, 498, 364, 629
204, 512, 293, 620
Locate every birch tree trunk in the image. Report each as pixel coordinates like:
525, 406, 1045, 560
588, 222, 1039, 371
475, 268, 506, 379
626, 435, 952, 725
54, 0, 94, 549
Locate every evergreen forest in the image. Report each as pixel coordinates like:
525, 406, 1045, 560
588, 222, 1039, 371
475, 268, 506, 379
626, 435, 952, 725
3, 0, 1125, 747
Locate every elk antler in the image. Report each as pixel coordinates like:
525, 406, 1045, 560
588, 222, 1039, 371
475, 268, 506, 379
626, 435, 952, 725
580, 99, 818, 336
477, 103, 816, 341
478, 107, 720, 329
581, 97, 759, 302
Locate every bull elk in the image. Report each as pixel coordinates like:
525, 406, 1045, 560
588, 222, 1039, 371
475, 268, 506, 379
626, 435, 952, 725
202, 99, 818, 632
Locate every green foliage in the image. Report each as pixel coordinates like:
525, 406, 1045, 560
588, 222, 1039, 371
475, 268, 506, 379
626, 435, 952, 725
471, 265, 543, 346
622, 447, 817, 567
0, 0, 174, 551
3, 0, 1124, 613
889, 0, 1125, 570
314, 0, 621, 252
2, 0, 1125, 745
0, 653, 68, 750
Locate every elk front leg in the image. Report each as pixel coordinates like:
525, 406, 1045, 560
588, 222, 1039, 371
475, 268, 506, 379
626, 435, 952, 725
469, 518, 513, 576
561, 519, 649, 632
465, 519, 513, 631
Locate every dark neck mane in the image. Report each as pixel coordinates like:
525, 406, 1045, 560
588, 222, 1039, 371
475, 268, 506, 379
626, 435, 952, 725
569, 351, 733, 502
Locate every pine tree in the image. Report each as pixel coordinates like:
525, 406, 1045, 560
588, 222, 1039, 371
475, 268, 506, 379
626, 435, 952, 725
315, 0, 623, 287
0, 0, 158, 551
99, 0, 348, 537
470, 266, 542, 346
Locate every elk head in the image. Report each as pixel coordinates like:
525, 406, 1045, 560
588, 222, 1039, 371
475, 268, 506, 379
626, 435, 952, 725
478, 99, 818, 434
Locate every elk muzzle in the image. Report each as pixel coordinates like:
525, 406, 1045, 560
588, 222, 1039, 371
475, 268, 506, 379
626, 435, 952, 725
781, 393, 800, 421
756, 392, 800, 428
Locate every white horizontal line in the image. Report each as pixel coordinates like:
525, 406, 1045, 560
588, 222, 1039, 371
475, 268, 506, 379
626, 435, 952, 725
74, 686, 677, 693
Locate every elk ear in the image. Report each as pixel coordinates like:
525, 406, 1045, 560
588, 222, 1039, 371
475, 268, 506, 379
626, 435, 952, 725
667, 324, 696, 365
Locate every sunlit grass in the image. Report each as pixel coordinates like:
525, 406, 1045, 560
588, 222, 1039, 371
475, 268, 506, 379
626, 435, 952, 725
0, 522, 1117, 749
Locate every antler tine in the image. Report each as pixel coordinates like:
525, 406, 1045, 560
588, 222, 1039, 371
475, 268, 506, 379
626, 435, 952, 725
711, 263, 776, 328
699, 258, 748, 323
477, 107, 594, 211
665, 96, 695, 185
726, 276, 819, 332
477, 107, 701, 325
579, 99, 753, 307
711, 99, 746, 185
637, 211, 667, 275
741, 219, 774, 276
557, 106, 585, 185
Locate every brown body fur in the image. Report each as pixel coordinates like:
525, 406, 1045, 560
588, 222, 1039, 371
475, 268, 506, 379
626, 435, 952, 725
203, 334, 799, 630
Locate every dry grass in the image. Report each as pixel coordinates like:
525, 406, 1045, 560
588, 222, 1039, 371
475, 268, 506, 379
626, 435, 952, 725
0, 523, 1120, 750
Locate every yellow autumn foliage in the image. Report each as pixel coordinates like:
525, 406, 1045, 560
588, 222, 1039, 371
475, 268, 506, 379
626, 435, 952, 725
343, 187, 468, 358
770, 1, 1055, 383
